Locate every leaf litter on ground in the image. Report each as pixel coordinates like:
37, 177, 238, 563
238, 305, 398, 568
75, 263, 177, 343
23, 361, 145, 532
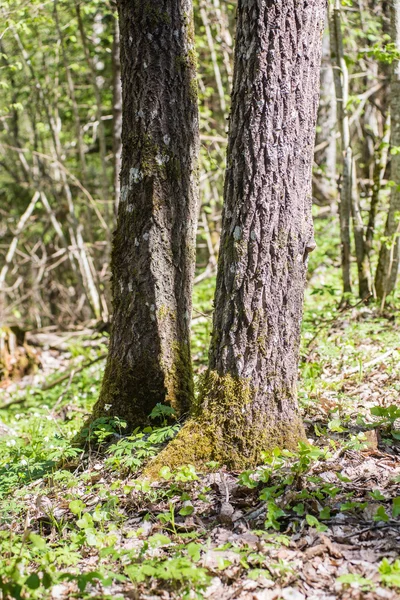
0, 292, 399, 599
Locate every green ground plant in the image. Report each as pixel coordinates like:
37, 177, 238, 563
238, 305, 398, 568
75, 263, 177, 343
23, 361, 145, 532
0, 217, 399, 599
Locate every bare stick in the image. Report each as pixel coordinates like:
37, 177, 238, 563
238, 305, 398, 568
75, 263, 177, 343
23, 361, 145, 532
0, 192, 40, 291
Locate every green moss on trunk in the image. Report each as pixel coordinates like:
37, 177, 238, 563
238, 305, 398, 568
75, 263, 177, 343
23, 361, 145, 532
164, 341, 193, 414
143, 371, 306, 477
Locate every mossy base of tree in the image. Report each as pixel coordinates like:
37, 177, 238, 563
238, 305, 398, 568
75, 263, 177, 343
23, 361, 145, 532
143, 371, 306, 478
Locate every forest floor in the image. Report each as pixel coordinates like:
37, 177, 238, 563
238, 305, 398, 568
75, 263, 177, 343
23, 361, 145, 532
0, 221, 399, 600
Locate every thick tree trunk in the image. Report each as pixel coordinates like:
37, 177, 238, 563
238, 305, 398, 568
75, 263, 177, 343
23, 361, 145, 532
90, 0, 200, 429
375, 0, 400, 302
147, 0, 326, 473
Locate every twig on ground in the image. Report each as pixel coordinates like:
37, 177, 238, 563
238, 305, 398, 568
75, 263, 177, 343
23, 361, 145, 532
335, 522, 398, 541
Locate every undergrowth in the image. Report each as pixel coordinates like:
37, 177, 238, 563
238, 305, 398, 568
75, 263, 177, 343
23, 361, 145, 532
0, 216, 399, 599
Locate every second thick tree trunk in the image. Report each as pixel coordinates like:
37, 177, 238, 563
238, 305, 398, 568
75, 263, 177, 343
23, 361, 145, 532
90, 1, 199, 429
204, 0, 325, 465
147, 0, 326, 473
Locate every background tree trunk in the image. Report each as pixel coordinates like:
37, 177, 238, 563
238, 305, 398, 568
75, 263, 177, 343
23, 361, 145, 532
330, 0, 371, 301
147, 0, 326, 473
375, 0, 400, 302
112, 17, 122, 217
314, 29, 337, 207
90, 0, 200, 429
329, 1, 353, 299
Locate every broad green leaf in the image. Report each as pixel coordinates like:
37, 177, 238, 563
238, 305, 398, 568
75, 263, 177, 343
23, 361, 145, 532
29, 533, 47, 550
392, 497, 400, 518
25, 573, 40, 590
187, 542, 201, 562
69, 500, 86, 515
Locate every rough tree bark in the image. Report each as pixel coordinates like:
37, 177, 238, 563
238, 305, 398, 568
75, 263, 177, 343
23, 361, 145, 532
148, 0, 326, 473
375, 0, 400, 302
89, 1, 200, 429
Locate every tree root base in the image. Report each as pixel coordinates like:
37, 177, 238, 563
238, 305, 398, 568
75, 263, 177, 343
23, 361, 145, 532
142, 381, 306, 479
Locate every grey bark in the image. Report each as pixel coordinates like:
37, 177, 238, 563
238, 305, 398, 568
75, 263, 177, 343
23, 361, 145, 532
202, 0, 326, 456
90, 0, 200, 428
375, 0, 400, 301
